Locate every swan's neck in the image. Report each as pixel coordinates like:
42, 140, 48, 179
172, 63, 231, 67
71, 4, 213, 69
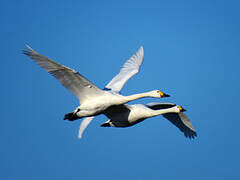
149, 107, 178, 117
124, 92, 151, 102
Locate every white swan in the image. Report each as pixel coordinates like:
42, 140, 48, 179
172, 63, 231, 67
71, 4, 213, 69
102, 103, 197, 139
77, 46, 171, 138
23, 46, 169, 124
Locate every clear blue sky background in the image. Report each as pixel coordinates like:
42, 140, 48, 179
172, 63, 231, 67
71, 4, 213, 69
1, 0, 240, 179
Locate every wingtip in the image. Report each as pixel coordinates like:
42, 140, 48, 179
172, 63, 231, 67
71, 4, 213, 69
77, 134, 82, 139
25, 44, 34, 51
137, 46, 144, 58
78, 130, 83, 139
23, 44, 35, 56
185, 131, 197, 139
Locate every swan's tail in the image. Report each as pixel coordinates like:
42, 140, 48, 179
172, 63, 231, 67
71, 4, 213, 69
64, 112, 79, 121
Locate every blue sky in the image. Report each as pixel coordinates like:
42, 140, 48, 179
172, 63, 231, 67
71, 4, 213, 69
1, 0, 240, 179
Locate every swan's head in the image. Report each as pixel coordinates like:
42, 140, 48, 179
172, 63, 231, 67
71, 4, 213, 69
176, 105, 187, 112
149, 90, 170, 98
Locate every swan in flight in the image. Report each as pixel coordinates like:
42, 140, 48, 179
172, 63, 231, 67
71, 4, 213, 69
77, 46, 171, 138
23, 46, 169, 125
102, 103, 197, 139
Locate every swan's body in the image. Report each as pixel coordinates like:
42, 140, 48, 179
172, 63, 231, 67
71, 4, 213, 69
102, 103, 197, 139
24, 46, 168, 123
73, 90, 165, 118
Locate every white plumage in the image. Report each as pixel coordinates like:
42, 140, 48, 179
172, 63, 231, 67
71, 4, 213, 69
76, 46, 197, 139
23, 46, 169, 138
102, 103, 197, 139
105, 46, 144, 92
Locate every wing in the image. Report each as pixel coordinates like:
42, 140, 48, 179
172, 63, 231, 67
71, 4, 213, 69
147, 102, 197, 139
23, 45, 104, 103
146, 102, 176, 110
103, 104, 130, 118
162, 113, 197, 139
104, 46, 144, 92
78, 117, 94, 139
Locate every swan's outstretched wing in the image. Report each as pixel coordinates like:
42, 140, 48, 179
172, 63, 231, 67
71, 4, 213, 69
147, 102, 176, 110
23, 45, 104, 103
147, 102, 197, 139
105, 46, 144, 93
162, 112, 197, 139
78, 117, 94, 139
